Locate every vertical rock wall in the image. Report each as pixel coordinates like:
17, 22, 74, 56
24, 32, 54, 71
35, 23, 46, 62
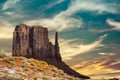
32, 26, 49, 59
12, 24, 31, 57
12, 24, 62, 60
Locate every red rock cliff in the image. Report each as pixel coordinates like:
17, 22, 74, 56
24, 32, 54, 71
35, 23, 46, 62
12, 24, 61, 60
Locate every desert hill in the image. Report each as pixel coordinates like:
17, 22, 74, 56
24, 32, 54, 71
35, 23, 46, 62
0, 56, 83, 80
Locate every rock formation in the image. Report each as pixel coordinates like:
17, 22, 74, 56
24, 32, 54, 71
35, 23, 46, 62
12, 24, 61, 60
55, 32, 62, 60
12, 24, 89, 79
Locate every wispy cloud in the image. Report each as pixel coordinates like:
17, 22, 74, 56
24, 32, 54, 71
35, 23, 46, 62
106, 19, 120, 31
73, 58, 120, 79
24, 0, 86, 31
67, 0, 119, 14
24, 0, 119, 31
98, 52, 115, 56
89, 19, 120, 33
2, 0, 21, 10
24, 12, 82, 31
3, 11, 23, 19
59, 34, 107, 60
42, 0, 65, 10
0, 17, 14, 38
4, 12, 14, 15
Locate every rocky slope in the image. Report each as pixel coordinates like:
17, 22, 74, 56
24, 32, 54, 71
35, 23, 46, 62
0, 56, 82, 80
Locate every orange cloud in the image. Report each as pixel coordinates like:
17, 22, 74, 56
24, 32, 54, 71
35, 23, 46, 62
72, 58, 120, 79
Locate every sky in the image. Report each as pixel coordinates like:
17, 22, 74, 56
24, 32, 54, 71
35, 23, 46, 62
0, 0, 120, 79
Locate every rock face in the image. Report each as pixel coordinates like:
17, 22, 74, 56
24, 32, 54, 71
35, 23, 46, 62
12, 24, 61, 60
12, 24, 89, 79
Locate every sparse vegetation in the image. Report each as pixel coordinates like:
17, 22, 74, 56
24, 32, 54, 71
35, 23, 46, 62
0, 57, 81, 80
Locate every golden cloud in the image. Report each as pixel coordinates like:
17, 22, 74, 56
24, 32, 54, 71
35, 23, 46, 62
72, 58, 120, 79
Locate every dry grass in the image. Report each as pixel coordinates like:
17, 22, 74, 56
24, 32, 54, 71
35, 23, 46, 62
0, 57, 81, 80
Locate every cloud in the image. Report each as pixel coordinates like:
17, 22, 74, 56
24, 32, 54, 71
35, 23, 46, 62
106, 19, 120, 31
98, 52, 115, 56
24, 0, 88, 31
89, 28, 112, 33
24, 0, 119, 31
90, 72, 120, 79
4, 12, 14, 15
43, 0, 65, 10
107, 62, 120, 71
0, 17, 14, 38
89, 19, 120, 33
24, 12, 82, 31
66, 0, 119, 14
2, 0, 21, 10
72, 59, 120, 79
3, 11, 24, 19
59, 34, 107, 60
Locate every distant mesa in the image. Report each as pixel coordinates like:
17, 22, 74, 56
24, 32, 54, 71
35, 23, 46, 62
12, 24, 90, 79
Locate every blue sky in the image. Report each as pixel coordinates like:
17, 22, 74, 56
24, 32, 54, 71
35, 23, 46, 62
0, 0, 120, 79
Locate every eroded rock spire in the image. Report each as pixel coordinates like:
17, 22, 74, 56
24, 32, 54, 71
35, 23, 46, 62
55, 32, 62, 60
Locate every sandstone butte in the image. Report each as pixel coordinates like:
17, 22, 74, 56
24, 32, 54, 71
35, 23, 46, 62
12, 24, 90, 79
